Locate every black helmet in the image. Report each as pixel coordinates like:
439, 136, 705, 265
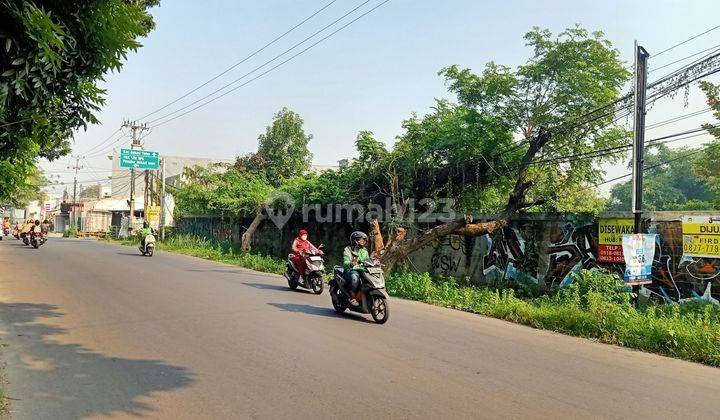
350, 231, 368, 247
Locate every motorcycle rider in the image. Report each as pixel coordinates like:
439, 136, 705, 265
343, 231, 372, 306
21, 219, 34, 235
138, 222, 153, 249
291, 229, 321, 278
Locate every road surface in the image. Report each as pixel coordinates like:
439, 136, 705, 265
0, 238, 719, 419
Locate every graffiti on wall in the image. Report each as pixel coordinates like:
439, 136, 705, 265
426, 217, 720, 301
479, 221, 597, 288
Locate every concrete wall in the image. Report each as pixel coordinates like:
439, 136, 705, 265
175, 212, 720, 301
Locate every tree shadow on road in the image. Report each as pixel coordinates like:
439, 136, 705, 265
267, 302, 370, 323
0, 302, 194, 419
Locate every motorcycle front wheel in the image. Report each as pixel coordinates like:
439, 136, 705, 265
329, 284, 347, 313
370, 295, 389, 324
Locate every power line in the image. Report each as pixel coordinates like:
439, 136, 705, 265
147, 0, 390, 128
595, 149, 704, 186
531, 125, 716, 166
84, 131, 133, 158
134, 0, 339, 121
77, 127, 123, 155
653, 24, 720, 57
650, 44, 720, 74
646, 107, 712, 129
146, 0, 374, 126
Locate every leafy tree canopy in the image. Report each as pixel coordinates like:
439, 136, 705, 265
607, 145, 715, 211
256, 107, 313, 186
0, 0, 158, 204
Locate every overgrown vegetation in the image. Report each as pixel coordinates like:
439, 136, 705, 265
386, 269, 720, 366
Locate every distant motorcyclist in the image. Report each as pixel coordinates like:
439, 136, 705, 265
138, 222, 153, 248
343, 231, 372, 306
21, 219, 34, 235
291, 229, 321, 277
41, 219, 50, 234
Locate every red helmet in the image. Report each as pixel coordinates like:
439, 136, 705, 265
298, 229, 308, 236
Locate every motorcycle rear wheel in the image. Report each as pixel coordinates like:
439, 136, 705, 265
287, 271, 298, 290
147, 248, 154, 257
32, 241, 39, 249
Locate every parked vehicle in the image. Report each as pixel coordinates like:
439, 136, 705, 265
284, 247, 325, 294
329, 259, 390, 324
30, 226, 46, 249
139, 233, 156, 256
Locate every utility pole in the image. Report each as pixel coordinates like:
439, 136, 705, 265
160, 158, 166, 241
122, 120, 149, 235
632, 42, 650, 234
68, 155, 83, 228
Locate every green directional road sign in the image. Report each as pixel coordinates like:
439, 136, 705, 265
120, 148, 159, 170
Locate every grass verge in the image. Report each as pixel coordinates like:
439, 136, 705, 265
105, 234, 286, 274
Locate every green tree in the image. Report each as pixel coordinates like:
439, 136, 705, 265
696, 81, 720, 206
0, 0, 158, 204
2, 165, 46, 206
256, 107, 313, 186
608, 145, 715, 211
366, 26, 631, 268
79, 184, 101, 199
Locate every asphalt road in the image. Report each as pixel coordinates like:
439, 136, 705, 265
1, 237, 720, 419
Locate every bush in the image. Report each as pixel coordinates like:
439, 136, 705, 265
386, 269, 720, 366
63, 225, 79, 238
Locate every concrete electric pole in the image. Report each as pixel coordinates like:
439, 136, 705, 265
68, 155, 83, 228
632, 42, 650, 234
122, 120, 149, 235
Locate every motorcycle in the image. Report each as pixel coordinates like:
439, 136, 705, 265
329, 259, 390, 324
284, 247, 325, 294
20, 231, 29, 245
30, 227, 46, 249
139, 233, 156, 256
12, 226, 20, 240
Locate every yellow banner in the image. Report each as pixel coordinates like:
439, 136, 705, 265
146, 206, 161, 223
682, 215, 720, 258
598, 218, 634, 245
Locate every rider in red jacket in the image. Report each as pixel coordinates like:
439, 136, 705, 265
291, 229, 320, 276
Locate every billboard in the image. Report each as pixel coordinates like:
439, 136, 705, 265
682, 215, 720, 258
598, 218, 634, 263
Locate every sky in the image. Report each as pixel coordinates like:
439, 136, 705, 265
41, 0, 720, 197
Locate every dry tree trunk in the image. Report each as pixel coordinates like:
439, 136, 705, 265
369, 219, 384, 257
375, 129, 551, 271
241, 206, 267, 252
